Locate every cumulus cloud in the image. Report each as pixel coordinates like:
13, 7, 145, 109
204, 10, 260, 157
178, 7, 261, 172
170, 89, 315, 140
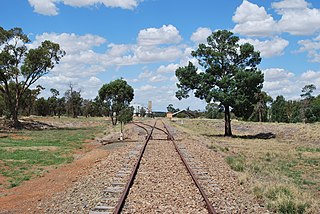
137, 25, 182, 46
28, 25, 187, 100
297, 35, 320, 62
28, 0, 59, 16
233, 0, 320, 37
275, 6, 320, 35
156, 63, 179, 74
272, 0, 310, 10
190, 27, 212, 44
29, 33, 107, 54
240, 37, 289, 58
149, 74, 168, 82
263, 68, 320, 99
28, 0, 141, 15
232, 0, 277, 37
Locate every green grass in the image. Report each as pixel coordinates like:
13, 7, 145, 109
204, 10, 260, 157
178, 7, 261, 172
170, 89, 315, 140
225, 155, 245, 172
0, 118, 107, 188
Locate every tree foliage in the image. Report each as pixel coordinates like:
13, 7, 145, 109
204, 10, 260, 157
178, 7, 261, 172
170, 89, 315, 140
99, 78, 134, 125
175, 30, 264, 136
65, 84, 82, 118
0, 26, 65, 127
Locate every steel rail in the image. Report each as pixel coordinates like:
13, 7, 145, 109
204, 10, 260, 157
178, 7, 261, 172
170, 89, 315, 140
161, 120, 217, 214
113, 120, 157, 214
133, 121, 169, 136
131, 122, 149, 136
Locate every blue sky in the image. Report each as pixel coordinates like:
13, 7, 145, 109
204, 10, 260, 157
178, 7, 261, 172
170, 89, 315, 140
1, 0, 320, 111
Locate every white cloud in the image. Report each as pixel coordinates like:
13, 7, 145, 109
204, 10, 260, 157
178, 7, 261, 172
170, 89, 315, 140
137, 25, 182, 46
240, 37, 289, 58
29, 33, 106, 54
275, 7, 320, 35
263, 68, 320, 100
233, 0, 320, 37
28, 0, 58, 16
263, 68, 295, 82
138, 70, 153, 79
88, 76, 102, 86
272, 0, 310, 10
232, 0, 277, 37
136, 84, 156, 92
149, 74, 168, 82
190, 27, 212, 44
28, 0, 141, 15
301, 70, 320, 82
63, 0, 139, 9
298, 35, 320, 62
156, 63, 179, 74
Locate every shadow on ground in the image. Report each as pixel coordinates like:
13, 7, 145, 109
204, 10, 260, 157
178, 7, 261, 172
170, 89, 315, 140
203, 132, 276, 140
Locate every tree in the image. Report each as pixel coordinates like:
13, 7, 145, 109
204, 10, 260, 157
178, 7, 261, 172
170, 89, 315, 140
166, 104, 180, 113
205, 103, 223, 119
300, 84, 316, 122
0, 27, 65, 128
271, 95, 288, 123
300, 84, 316, 99
175, 30, 264, 136
99, 79, 134, 125
56, 97, 66, 118
140, 107, 146, 117
92, 96, 109, 117
35, 97, 50, 116
65, 84, 82, 118
250, 91, 273, 122
118, 106, 134, 140
21, 85, 44, 116
48, 88, 60, 116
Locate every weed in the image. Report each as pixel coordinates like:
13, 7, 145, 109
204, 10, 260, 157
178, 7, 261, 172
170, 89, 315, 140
225, 155, 245, 172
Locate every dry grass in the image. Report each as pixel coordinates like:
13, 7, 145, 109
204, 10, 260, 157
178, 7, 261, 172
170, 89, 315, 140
172, 118, 320, 213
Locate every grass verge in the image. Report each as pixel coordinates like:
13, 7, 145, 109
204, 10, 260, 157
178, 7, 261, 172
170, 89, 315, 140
173, 119, 320, 213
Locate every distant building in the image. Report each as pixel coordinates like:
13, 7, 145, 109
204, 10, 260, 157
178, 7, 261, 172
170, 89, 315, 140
166, 112, 173, 118
172, 109, 196, 118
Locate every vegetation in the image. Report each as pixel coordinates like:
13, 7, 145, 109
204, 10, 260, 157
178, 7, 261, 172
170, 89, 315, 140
175, 30, 264, 136
0, 27, 65, 128
0, 117, 108, 188
270, 85, 320, 123
175, 119, 320, 213
98, 78, 134, 125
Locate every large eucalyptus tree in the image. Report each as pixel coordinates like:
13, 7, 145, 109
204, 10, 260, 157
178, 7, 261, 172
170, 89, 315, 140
0, 27, 65, 127
175, 30, 264, 136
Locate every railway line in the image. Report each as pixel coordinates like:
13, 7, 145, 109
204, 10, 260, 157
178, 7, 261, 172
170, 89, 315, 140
90, 120, 216, 214
32, 119, 268, 213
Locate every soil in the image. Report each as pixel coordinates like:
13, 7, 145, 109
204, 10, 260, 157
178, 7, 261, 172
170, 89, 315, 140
0, 142, 109, 214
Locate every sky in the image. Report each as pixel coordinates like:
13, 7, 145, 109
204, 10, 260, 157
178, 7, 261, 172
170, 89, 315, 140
1, 0, 320, 111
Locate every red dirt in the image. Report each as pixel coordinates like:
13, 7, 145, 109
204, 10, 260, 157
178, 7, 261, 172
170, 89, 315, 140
0, 142, 109, 213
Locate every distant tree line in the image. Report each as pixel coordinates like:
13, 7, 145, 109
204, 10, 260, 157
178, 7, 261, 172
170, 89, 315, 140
204, 84, 320, 123
1, 26, 134, 128
0, 84, 101, 118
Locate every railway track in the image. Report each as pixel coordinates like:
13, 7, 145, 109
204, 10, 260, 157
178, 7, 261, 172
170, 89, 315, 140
90, 119, 216, 214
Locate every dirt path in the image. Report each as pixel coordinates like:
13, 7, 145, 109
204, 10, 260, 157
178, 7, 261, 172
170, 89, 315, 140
0, 142, 109, 214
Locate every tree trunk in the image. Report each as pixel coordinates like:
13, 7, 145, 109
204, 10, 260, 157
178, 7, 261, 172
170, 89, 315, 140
12, 104, 21, 129
224, 105, 232, 136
